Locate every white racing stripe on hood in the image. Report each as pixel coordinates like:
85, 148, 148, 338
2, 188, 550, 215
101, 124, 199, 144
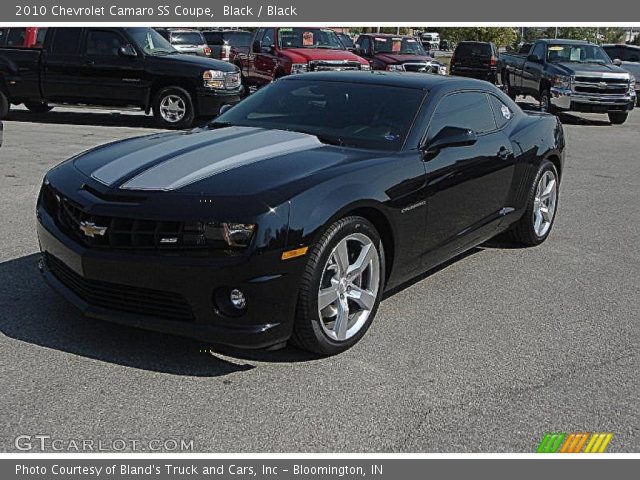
91, 126, 259, 186
120, 129, 324, 191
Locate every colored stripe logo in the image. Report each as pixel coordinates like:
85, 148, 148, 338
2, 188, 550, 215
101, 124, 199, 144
537, 433, 613, 453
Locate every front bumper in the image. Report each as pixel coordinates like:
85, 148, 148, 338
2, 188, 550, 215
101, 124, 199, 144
36, 208, 301, 349
550, 87, 636, 113
195, 87, 243, 117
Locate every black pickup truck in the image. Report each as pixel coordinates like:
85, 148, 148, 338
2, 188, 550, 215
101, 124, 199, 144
499, 39, 636, 124
0, 27, 243, 128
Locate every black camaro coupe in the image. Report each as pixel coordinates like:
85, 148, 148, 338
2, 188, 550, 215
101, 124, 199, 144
37, 72, 564, 355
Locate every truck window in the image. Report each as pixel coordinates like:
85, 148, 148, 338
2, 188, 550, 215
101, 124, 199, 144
429, 91, 496, 138
170, 31, 206, 46
531, 42, 545, 60
546, 43, 611, 64
262, 28, 275, 48
86, 30, 125, 56
203, 32, 224, 46
34, 28, 47, 47
51, 28, 82, 55
519, 43, 532, 55
7, 28, 26, 46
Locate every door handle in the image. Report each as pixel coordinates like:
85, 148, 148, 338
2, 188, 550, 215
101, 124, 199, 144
498, 146, 511, 160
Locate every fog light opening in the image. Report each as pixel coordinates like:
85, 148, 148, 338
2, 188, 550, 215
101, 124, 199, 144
229, 289, 246, 310
213, 287, 247, 318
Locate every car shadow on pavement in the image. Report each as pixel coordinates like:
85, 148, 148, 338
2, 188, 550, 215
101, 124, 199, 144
516, 101, 613, 126
5, 110, 214, 130
0, 253, 274, 377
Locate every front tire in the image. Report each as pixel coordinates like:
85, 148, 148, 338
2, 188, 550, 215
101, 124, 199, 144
24, 102, 53, 114
510, 160, 559, 246
292, 216, 385, 355
539, 88, 555, 114
153, 86, 195, 129
608, 112, 628, 125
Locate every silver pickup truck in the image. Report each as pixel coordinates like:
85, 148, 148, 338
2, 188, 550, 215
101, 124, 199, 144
499, 39, 636, 124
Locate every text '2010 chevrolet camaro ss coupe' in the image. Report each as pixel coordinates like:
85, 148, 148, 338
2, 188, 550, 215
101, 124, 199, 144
37, 71, 565, 355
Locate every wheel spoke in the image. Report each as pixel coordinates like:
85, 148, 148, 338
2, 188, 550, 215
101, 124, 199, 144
334, 240, 350, 276
540, 206, 550, 222
534, 210, 543, 232
347, 285, 376, 310
318, 282, 339, 310
541, 178, 556, 198
347, 242, 375, 281
334, 300, 350, 340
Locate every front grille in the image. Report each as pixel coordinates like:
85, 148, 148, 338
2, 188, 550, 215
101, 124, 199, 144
308, 60, 362, 72
403, 63, 438, 73
45, 253, 194, 321
41, 185, 211, 251
573, 76, 629, 95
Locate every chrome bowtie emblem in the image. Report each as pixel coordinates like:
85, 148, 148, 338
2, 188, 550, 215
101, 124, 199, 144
598, 82, 607, 89
79, 221, 107, 238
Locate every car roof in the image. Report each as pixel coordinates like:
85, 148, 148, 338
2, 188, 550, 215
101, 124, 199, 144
281, 71, 497, 91
538, 38, 592, 45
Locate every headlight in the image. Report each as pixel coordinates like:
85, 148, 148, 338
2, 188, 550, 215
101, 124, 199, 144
290, 63, 308, 75
205, 222, 256, 248
360, 64, 371, 71
203, 70, 225, 89
438, 65, 447, 75
386, 64, 405, 72
551, 75, 571, 90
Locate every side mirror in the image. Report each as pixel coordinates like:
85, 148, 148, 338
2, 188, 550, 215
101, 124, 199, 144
219, 104, 233, 115
119, 44, 138, 58
424, 126, 477, 154
252, 40, 261, 54
612, 58, 623, 66
527, 54, 542, 63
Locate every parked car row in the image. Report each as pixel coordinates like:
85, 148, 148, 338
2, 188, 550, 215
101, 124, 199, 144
448, 38, 637, 124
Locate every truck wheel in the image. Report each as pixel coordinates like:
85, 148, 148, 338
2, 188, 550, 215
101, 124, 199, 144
291, 216, 385, 356
608, 112, 628, 125
153, 87, 195, 129
539, 88, 555, 114
24, 102, 53, 114
0, 91, 9, 119
509, 160, 559, 247
503, 75, 516, 100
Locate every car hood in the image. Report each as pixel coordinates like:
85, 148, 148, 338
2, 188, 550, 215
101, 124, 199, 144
71, 126, 372, 199
281, 48, 367, 64
551, 62, 631, 77
151, 53, 236, 72
375, 53, 433, 64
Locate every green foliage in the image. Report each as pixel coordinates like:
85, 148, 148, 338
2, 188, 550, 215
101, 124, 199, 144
437, 27, 517, 47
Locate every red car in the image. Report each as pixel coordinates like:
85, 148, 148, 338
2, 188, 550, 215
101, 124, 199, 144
0, 27, 47, 48
231, 27, 369, 90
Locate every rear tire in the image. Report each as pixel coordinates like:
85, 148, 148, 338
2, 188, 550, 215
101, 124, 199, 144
24, 102, 53, 114
291, 216, 385, 356
0, 91, 9, 119
153, 86, 195, 129
608, 112, 628, 125
510, 160, 559, 246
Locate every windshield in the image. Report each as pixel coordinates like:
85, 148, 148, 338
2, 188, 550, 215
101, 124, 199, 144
374, 37, 427, 56
337, 33, 354, 49
171, 31, 206, 46
223, 32, 252, 47
214, 79, 425, 151
125, 28, 176, 55
278, 28, 345, 50
456, 42, 491, 56
547, 44, 612, 64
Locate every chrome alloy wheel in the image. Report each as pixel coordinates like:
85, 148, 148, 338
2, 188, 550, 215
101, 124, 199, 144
533, 170, 558, 237
159, 94, 186, 123
317, 233, 380, 342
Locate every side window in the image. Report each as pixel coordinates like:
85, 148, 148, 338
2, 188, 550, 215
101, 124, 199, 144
50, 28, 83, 55
360, 37, 371, 55
488, 95, 513, 129
205, 33, 223, 46
428, 91, 497, 139
35, 28, 47, 47
531, 42, 545, 60
7, 28, 26, 46
85, 30, 125, 57
262, 28, 275, 48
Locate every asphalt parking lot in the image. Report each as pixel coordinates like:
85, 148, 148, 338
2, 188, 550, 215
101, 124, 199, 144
0, 103, 638, 453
